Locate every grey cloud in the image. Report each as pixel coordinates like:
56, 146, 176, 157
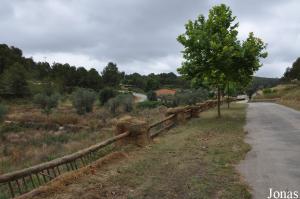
0, 0, 299, 76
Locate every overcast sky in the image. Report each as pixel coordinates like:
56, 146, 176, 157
1, 0, 299, 77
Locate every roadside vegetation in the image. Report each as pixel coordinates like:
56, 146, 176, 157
0, 100, 169, 175
252, 56, 300, 110
29, 103, 251, 199
254, 83, 300, 110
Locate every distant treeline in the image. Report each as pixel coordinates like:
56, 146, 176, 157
252, 76, 279, 89
246, 76, 280, 99
0, 44, 189, 98
282, 57, 300, 82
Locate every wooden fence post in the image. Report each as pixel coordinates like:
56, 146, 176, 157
115, 116, 150, 147
166, 107, 186, 125
190, 105, 200, 118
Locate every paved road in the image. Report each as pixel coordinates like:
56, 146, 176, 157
132, 92, 147, 102
238, 103, 300, 199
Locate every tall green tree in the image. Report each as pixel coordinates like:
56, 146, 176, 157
234, 32, 268, 87
177, 4, 239, 117
177, 4, 267, 117
282, 57, 300, 81
0, 63, 30, 97
102, 62, 122, 87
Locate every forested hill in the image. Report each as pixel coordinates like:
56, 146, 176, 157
252, 76, 280, 88
0, 44, 189, 98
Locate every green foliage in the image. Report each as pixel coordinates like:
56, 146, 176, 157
177, 4, 267, 116
263, 88, 276, 94
102, 62, 123, 88
122, 73, 146, 90
107, 94, 134, 115
145, 77, 160, 91
0, 104, 8, 121
146, 90, 157, 101
0, 43, 191, 101
137, 101, 162, 109
99, 87, 117, 105
160, 88, 209, 107
246, 76, 279, 99
282, 57, 300, 81
177, 4, 239, 86
0, 63, 30, 97
34, 93, 60, 115
122, 72, 190, 92
71, 88, 97, 115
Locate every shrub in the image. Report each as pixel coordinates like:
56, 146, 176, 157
99, 88, 117, 105
160, 88, 209, 107
137, 100, 162, 109
0, 104, 8, 121
147, 90, 157, 101
159, 94, 177, 107
71, 88, 97, 115
263, 88, 273, 94
34, 93, 60, 115
107, 94, 134, 115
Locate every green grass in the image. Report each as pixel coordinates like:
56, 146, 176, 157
35, 103, 251, 199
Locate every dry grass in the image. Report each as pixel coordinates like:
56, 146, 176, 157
0, 127, 115, 174
0, 102, 165, 175
253, 84, 300, 111
18, 152, 128, 199
28, 103, 251, 199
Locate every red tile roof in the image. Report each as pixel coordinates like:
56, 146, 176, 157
155, 89, 176, 96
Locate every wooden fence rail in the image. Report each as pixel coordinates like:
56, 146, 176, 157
0, 99, 229, 198
0, 131, 130, 198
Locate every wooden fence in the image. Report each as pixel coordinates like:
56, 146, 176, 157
0, 99, 225, 198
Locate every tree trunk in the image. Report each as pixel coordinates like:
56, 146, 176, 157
227, 82, 230, 109
217, 86, 221, 118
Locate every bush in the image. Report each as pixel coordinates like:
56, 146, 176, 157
99, 88, 117, 105
147, 90, 157, 101
160, 88, 209, 107
263, 88, 277, 95
34, 93, 60, 115
71, 88, 97, 115
160, 94, 177, 107
107, 94, 134, 115
0, 104, 8, 121
263, 88, 273, 94
137, 100, 161, 109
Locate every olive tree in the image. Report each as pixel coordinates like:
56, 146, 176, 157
34, 93, 60, 116
71, 88, 96, 115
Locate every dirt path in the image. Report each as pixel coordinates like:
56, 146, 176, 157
238, 103, 300, 199
31, 104, 250, 199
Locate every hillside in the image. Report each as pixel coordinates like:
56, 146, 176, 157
254, 83, 300, 110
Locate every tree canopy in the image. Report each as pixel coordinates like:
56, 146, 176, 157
282, 57, 300, 81
0, 44, 192, 99
177, 4, 267, 116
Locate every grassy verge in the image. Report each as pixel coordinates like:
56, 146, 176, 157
32, 103, 251, 199
254, 84, 300, 111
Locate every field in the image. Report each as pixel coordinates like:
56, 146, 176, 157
28, 103, 251, 199
0, 100, 166, 175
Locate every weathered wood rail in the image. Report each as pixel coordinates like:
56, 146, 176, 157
0, 99, 229, 198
